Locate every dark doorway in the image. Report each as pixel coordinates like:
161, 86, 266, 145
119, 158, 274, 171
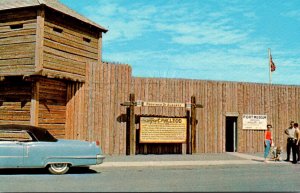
226, 116, 238, 152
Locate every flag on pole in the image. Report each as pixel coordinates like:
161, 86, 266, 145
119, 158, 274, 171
270, 54, 276, 72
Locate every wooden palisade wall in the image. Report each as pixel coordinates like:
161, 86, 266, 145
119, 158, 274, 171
1, 63, 300, 155
133, 78, 300, 154
65, 63, 300, 155
65, 62, 132, 155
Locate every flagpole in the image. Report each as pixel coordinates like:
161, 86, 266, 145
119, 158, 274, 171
268, 48, 272, 84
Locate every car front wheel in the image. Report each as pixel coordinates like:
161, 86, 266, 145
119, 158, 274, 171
48, 163, 70, 175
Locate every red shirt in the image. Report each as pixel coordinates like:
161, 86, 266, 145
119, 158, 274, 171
265, 131, 272, 140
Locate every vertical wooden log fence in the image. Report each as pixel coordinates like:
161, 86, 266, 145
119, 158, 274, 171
64, 63, 300, 155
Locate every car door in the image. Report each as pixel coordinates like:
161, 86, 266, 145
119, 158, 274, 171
0, 130, 32, 168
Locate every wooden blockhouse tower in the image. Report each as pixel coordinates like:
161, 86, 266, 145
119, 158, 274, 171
0, 0, 107, 138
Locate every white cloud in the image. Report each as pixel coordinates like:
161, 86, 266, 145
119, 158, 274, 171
282, 10, 300, 19
83, 1, 157, 43
84, 1, 253, 46
103, 47, 270, 82
155, 8, 252, 46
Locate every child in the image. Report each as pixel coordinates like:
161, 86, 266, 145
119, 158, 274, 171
271, 144, 282, 161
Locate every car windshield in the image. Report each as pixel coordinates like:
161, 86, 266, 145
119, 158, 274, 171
31, 128, 57, 142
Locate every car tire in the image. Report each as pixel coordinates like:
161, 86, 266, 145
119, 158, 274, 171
48, 163, 70, 175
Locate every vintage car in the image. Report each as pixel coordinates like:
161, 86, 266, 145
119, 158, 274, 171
0, 124, 105, 174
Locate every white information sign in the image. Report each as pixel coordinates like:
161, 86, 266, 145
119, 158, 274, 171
242, 114, 267, 130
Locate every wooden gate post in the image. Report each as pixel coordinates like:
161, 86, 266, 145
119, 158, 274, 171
191, 96, 197, 154
186, 110, 191, 154
129, 93, 136, 155
125, 107, 130, 155
124, 93, 136, 155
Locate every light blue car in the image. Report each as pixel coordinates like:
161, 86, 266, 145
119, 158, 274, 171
0, 124, 105, 174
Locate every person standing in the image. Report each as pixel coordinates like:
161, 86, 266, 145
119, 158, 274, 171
293, 123, 300, 164
264, 124, 273, 163
284, 121, 295, 161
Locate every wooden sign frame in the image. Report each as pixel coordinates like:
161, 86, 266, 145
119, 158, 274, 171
121, 94, 202, 155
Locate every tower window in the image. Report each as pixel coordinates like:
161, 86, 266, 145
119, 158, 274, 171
53, 27, 63, 33
10, 24, 23, 29
83, 37, 91, 43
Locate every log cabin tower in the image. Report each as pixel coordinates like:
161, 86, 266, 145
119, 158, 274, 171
0, 0, 107, 138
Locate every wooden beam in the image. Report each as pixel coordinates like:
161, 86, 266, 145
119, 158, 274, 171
186, 110, 191, 154
98, 32, 102, 62
129, 93, 136, 155
191, 95, 197, 153
125, 94, 136, 155
35, 7, 45, 72
30, 81, 40, 126
126, 107, 130, 155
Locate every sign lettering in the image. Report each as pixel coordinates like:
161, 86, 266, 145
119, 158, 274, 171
140, 117, 187, 143
143, 102, 185, 108
242, 114, 267, 130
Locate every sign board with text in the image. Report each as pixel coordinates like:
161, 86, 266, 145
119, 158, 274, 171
139, 117, 187, 143
142, 102, 186, 108
242, 114, 267, 130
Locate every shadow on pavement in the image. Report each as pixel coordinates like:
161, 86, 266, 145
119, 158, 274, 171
251, 159, 264, 162
69, 167, 98, 174
0, 167, 98, 175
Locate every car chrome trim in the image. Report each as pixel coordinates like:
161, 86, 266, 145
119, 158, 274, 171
96, 154, 105, 164
46, 156, 99, 159
0, 156, 23, 158
46, 162, 71, 165
96, 155, 105, 159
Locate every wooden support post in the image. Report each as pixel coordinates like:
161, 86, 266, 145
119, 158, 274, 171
186, 110, 191, 154
35, 7, 45, 72
191, 96, 197, 154
126, 93, 136, 155
30, 81, 40, 126
98, 33, 103, 62
126, 107, 130, 155
129, 93, 136, 155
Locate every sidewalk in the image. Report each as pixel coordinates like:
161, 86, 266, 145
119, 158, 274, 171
91, 152, 290, 168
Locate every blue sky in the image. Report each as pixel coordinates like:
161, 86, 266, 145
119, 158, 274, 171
60, 0, 300, 85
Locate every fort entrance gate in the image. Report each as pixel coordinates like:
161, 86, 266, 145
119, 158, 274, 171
121, 94, 203, 155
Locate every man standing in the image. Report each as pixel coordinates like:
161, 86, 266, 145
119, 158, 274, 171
294, 123, 300, 163
284, 121, 295, 161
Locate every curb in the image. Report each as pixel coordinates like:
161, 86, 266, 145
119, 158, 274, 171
91, 159, 288, 169
91, 160, 255, 168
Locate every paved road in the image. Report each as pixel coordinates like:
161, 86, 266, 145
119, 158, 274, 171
0, 164, 300, 192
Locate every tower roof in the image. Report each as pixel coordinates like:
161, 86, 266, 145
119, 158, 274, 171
0, 0, 108, 32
